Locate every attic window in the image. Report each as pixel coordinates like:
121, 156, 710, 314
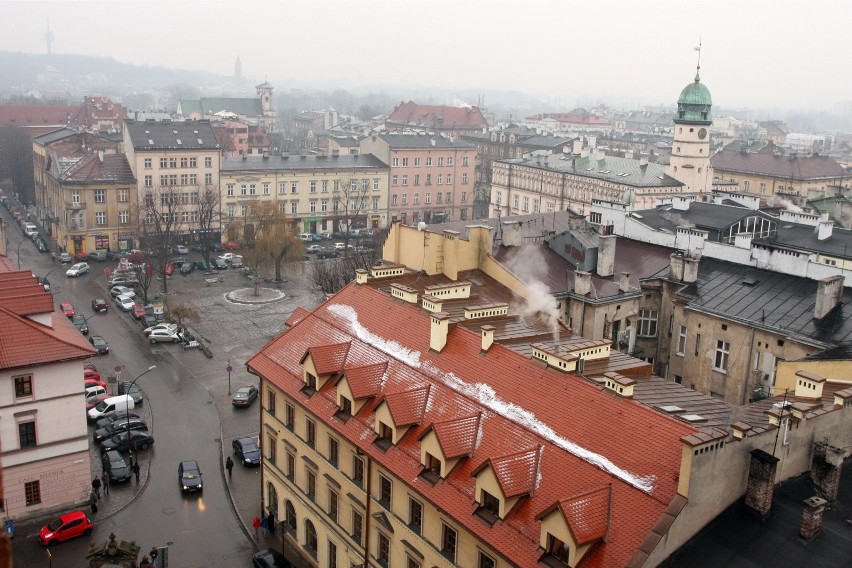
374, 421, 393, 452
741, 278, 757, 287
419, 452, 442, 485
334, 395, 353, 422
301, 373, 317, 396
474, 490, 501, 526
197, 138, 203, 144
176, 139, 182, 145
148, 139, 154, 145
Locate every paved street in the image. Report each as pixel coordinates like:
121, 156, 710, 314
6, 205, 325, 567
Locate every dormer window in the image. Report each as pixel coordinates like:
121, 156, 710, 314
375, 421, 393, 452
302, 372, 317, 396
476, 489, 501, 525
545, 534, 570, 565
334, 395, 353, 422
420, 452, 442, 485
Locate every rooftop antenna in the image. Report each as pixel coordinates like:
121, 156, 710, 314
45, 18, 54, 55
693, 38, 702, 81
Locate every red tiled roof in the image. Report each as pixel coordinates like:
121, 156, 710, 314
343, 362, 387, 400
0, 104, 79, 128
302, 342, 350, 374
0, 306, 97, 370
386, 101, 486, 131
711, 149, 846, 180
286, 307, 311, 327
247, 283, 697, 567
382, 385, 430, 427
479, 447, 541, 498
0, 271, 54, 315
557, 486, 611, 544
428, 413, 481, 459
61, 153, 135, 183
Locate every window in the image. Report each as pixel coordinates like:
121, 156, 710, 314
677, 325, 687, 355
327, 541, 338, 568
373, 178, 380, 190
402, 157, 409, 167
407, 556, 421, 568
181, 157, 188, 168
408, 497, 423, 534
190, 157, 197, 167
437, 174, 443, 185
377, 532, 390, 566
424, 193, 431, 204
328, 488, 339, 521
279, 182, 286, 195
93, 212, 105, 226
160, 158, 168, 168
425, 174, 432, 185
695, 333, 701, 356
378, 474, 392, 506
392, 157, 399, 167
204, 157, 212, 167
426, 157, 432, 167
401, 194, 408, 206
18, 420, 36, 448
14, 374, 32, 398
546, 533, 569, 563
446, 174, 452, 185
144, 175, 153, 188
305, 418, 316, 447
463, 156, 470, 166
144, 158, 152, 169
336, 395, 353, 420
637, 309, 659, 337
392, 175, 398, 187
414, 174, 420, 186
376, 421, 393, 447
181, 174, 189, 185
414, 158, 421, 166
263, 182, 270, 195
169, 158, 177, 169
461, 192, 467, 203
441, 523, 457, 561
94, 190, 105, 203
305, 520, 318, 556
285, 501, 297, 533
402, 175, 408, 186
119, 210, 129, 224
189, 173, 197, 185
478, 552, 496, 568
267, 391, 276, 415
291, 181, 298, 193
118, 189, 128, 202
306, 469, 316, 500
413, 193, 419, 205
372, 197, 379, 210
481, 490, 500, 516
24, 480, 41, 506
462, 172, 468, 185
205, 173, 213, 185
352, 510, 363, 545
714, 340, 730, 372
352, 455, 364, 487
286, 451, 295, 481
227, 184, 235, 197
438, 157, 444, 166
267, 434, 276, 465
291, 201, 298, 215
310, 200, 317, 213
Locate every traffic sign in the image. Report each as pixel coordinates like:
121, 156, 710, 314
104, 268, 111, 275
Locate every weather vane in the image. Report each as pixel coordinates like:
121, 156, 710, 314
694, 38, 702, 71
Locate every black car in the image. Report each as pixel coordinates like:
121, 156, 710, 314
213, 258, 228, 270
209, 242, 224, 252
193, 261, 213, 271
93, 418, 148, 444
94, 411, 140, 430
252, 548, 294, 568
101, 450, 131, 483
99, 430, 154, 453
71, 314, 89, 334
180, 262, 195, 275
316, 249, 341, 260
35, 238, 49, 253
118, 382, 144, 405
88, 335, 109, 355
232, 437, 261, 466
179, 460, 203, 493
91, 298, 109, 313
140, 314, 158, 328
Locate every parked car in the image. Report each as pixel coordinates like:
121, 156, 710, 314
131, 303, 146, 319
84, 378, 106, 391
252, 548, 294, 568
35, 238, 49, 253
306, 244, 322, 254
101, 450, 131, 483
94, 418, 148, 444
85, 393, 112, 412
178, 460, 203, 493
115, 294, 135, 311
38, 511, 93, 546
193, 261, 213, 271
91, 298, 109, 313
58, 252, 72, 264
83, 367, 101, 381
99, 430, 154, 453
65, 262, 89, 277
60, 302, 75, 318
88, 335, 109, 354
86, 250, 107, 262
94, 411, 140, 430
209, 242, 224, 252
180, 262, 195, 275
316, 249, 341, 259
71, 314, 89, 334
334, 242, 354, 251
39, 277, 51, 291
232, 385, 259, 407
173, 244, 189, 255
219, 253, 237, 262
232, 437, 261, 466
118, 381, 144, 405
143, 322, 177, 337
149, 328, 181, 344
110, 286, 135, 298
140, 314, 159, 328
84, 385, 107, 401
231, 255, 243, 268
213, 258, 228, 270
164, 261, 175, 276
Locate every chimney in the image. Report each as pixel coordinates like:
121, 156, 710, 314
430, 312, 450, 352
481, 325, 495, 352
596, 235, 616, 277
672, 196, 691, 211
619, 272, 630, 293
574, 271, 591, 296
683, 256, 699, 283
670, 253, 685, 281
355, 269, 368, 285
501, 221, 521, 247
332, 148, 340, 157
799, 496, 828, 541
810, 441, 845, 500
639, 157, 648, 167
263, 150, 269, 159
817, 217, 834, 240
744, 449, 780, 519
98, 150, 104, 162
814, 275, 843, 320
281, 151, 289, 159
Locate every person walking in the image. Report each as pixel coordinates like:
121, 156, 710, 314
89, 490, 98, 514
102, 470, 110, 495
132, 462, 140, 483
260, 514, 269, 538
225, 456, 234, 480
139, 556, 150, 566
267, 510, 275, 536
251, 514, 260, 539
91, 476, 102, 499
149, 547, 158, 563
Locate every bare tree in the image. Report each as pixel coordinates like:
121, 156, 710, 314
127, 250, 155, 304
236, 201, 301, 293
138, 185, 184, 293
331, 176, 371, 248
164, 296, 200, 329
309, 245, 381, 295
194, 185, 222, 267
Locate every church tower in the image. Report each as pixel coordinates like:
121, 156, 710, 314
256, 81, 277, 132
234, 56, 242, 79
668, 45, 713, 194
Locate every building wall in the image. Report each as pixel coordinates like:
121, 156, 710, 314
51, 178, 137, 255
712, 167, 845, 200
668, 123, 712, 193
775, 359, 852, 392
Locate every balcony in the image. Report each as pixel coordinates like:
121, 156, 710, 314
65, 201, 87, 210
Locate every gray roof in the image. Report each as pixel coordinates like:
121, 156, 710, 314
221, 153, 387, 172
753, 223, 852, 261
125, 120, 219, 150
32, 127, 77, 145
500, 153, 683, 188
373, 133, 476, 150
651, 257, 852, 347
631, 201, 773, 233
179, 97, 264, 118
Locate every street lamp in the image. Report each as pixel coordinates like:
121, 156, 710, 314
226, 360, 233, 395
16, 239, 24, 269
125, 365, 156, 468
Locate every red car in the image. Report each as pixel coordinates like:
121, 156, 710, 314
86, 393, 111, 412
84, 377, 107, 390
38, 510, 93, 546
60, 302, 75, 318
83, 361, 98, 371
131, 303, 146, 319
84, 368, 101, 382
164, 261, 175, 276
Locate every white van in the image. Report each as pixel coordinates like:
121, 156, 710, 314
299, 233, 312, 242
84, 385, 108, 401
22, 222, 38, 237
87, 394, 135, 422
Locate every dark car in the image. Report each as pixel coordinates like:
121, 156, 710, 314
38, 511, 93, 547
232, 437, 261, 466
140, 314, 158, 328
209, 242, 224, 252
252, 548, 294, 568
93, 418, 148, 444
193, 261, 213, 271
179, 262, 195, 275
94, 411, 140, 430
89, 335, 109, 355
316, 249, 341, 260
213, 258, 228, 270
99, 430, 154, 453
232, 385, 258, 407
35, 238, 49, 253
101, 450, 131, 483
71, 314, 89, 334
118, 381, 144, 405
91, 298, 109, 313
179, 460, 203, 493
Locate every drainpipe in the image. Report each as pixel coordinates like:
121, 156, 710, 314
742, 326, 757, 405
357, 449, 372, 567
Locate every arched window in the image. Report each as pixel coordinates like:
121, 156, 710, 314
266, 482, 278, 516
285, 500, 297, 534
304, 519, 318, 556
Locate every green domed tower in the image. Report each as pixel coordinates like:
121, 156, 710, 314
668, 55, 713, 194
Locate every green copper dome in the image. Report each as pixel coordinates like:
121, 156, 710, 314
674, 70, 712, 125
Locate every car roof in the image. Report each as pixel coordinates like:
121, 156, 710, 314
59, 511, 87, 521
180, 460, 199, 468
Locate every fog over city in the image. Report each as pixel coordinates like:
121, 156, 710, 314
2, 0, 851, 112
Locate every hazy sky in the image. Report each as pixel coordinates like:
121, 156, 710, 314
2, 0, 851, 111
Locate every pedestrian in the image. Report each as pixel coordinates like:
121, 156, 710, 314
252, 514, 260, 539
267, 510, 275, 536
225, 456, 234, 480
149, 547, 158, 561
260, 514, 269, 538
91, 476, 102, 499
51, 251, 55, 263
89, 490, 98, 514
139, 556, 150, 567
132, 462, 140, 483
102, 470, 110, 495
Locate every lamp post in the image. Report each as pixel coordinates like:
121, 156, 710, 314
125, 365, 156, 468
16, 239, 24, 269
227, 360, 233, 395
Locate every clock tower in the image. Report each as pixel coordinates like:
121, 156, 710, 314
668, 48, 713, 194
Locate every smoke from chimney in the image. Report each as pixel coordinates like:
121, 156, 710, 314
504, 244, 561, 339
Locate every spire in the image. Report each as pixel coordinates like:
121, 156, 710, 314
693, 38, 702, 82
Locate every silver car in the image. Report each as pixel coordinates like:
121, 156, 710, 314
149, 328, 181, 344
65, 262, 90, 277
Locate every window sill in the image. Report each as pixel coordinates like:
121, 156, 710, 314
712, 368, 728, 375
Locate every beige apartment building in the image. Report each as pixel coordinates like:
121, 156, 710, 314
359, 133, 477, 225
220, 153, 389, 236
